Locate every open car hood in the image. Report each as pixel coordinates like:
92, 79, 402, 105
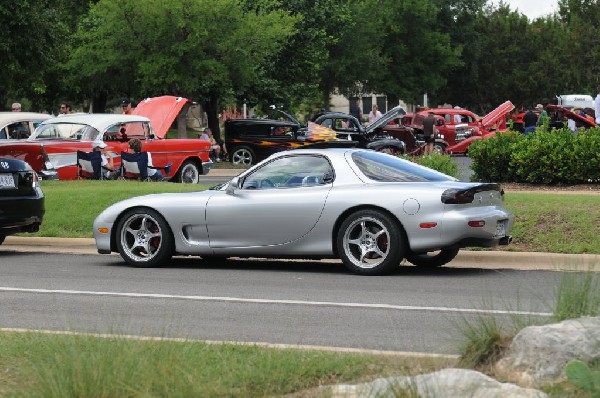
546, 104, 597, 128
481, 101, 515, 129
364, 105, 406, 134
133, 96, 192, 138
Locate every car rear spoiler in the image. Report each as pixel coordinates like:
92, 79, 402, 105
441, 183, 503, 204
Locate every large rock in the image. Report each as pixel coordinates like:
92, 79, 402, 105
495, 316, 600, 386
331, 368, 546, 398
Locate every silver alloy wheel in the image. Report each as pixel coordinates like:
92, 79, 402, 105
120, 213, 163, 263
180, 161, 199, 184
342, 216, 390, 269
433, 143, 446, 154
232, 148, 253, 165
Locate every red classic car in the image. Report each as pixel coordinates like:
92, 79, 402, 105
406, 101, 514, 154
0, 96, 212, 183
444, 103, 592, 154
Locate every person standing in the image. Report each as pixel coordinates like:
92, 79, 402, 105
422, 111, 436, 155
121, 99, 132, 114
535, 104, 548, 127
523, 107, 538, 135
595, 86, 600, 125
59, 102, 72, 115
350, 99, 362, 123
11, 103, 21, 112
368, 104, 382, 123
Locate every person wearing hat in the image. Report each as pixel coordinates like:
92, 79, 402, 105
92, 140, 116, 179
121, 99, 132, 114
535, 104, 548, 127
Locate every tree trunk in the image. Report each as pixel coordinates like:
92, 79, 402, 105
177, 103, 191, 138
91, 93, 107, 114
203, 93, 221, 141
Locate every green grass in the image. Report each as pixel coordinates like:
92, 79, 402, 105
0, 332, 453, 397
502, 193, 600, 254
31, 183, 600, 255
34, 180, 210, 238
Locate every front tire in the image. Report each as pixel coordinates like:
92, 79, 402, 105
231, 146, 255, 165
433, 143, 446, 154
177, 160, 200, 184
116, 208, 174, 268
405, 247, 459, 268
336, 209, 406, 275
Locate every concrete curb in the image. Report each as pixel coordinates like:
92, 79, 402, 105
207, 168, 244, 177
4, 236, 599, 271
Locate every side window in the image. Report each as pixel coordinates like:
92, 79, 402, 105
242, 155, 333, 190
321, 119, 333, 128
7, 122, 30, 139
444, 114, 451, 123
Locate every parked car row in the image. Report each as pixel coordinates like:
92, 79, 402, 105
0, 96, 213, 183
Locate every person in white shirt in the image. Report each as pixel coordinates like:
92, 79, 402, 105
128, 138, 164, 181
594, 86, 600, 125
92, 140, 116, 179
368, 104, 382, 123
453, 106, 462, 123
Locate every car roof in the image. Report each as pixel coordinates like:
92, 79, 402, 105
0, 112, 52, 125
40, 113, 151, 132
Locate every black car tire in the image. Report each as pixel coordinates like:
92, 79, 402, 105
115, 208, 174, 268
405, 247, 460, 268
0, 235, 4, 246
177, 160, 200, 184
337, 209, 406, 275
231, 146, 255, 165
433, 143, 446, 154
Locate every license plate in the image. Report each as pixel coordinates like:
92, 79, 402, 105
0, 173, 16, 189
495, 220, 507, 238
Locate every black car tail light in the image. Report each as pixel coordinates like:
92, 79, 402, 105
441, 183, 502, 204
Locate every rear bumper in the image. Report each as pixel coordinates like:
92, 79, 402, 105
0, 195, 45, 235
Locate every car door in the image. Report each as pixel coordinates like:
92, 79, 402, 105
206, 154, 334, 248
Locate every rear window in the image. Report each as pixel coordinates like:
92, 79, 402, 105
351, 151, 455, 182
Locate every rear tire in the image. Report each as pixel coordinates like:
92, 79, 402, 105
336, 209, 406, 275
231, 146, 255, 165
406, 247, 459, 268
115, 208, 174, 268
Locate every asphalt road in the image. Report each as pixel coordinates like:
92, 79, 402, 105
0, 251, 564, 354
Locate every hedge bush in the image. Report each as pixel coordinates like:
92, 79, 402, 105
469, 127, 600, 184
403, 153, 459, 179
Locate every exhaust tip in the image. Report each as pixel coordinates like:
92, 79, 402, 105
499, 235, 513, 246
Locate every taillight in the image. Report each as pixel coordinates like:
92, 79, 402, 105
468, 220, 485, 227
32, 172, 40, 188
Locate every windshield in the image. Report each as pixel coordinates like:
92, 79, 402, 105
30, 123, 100, 141
351, 151, 456, 182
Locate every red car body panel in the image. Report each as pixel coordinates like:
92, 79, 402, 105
0, 97, 211, 181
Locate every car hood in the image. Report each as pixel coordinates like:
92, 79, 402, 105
133, 96, 192, 138
364, 105, 406, 134
546, 104, 596, 127
480, 101, 515, 129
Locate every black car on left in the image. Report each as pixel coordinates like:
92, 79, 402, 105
0, 158, 44, 245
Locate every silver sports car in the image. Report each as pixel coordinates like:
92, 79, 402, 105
93, 148, 514, 275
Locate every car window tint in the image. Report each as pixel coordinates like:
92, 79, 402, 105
351, 151, 454, 182
242, 155, 333, 189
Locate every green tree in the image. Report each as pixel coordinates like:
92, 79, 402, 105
371, 0, 462, 106
68, 0, 298, 136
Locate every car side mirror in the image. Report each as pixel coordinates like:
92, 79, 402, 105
226, 177, 240, 194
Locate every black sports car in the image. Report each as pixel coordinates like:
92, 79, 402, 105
0, 158, 45, 245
